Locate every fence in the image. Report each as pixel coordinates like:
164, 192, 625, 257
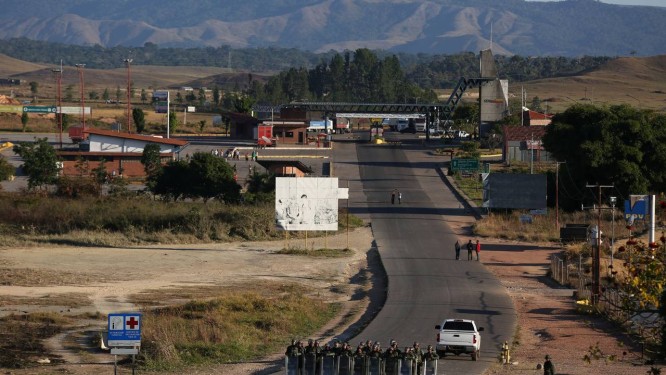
550, 252, 662, 351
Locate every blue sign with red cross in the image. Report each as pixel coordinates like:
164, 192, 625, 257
108, 313, 142, 346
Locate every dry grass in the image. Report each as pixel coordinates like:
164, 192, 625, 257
138, 282, 339, 370
0, 293, 92, 309
0, 312, 72, 368
0, 267, 117, 287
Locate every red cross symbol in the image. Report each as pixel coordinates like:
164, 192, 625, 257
126, 316, 139, 330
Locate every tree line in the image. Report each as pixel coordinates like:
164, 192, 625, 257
0, 38, 611, 88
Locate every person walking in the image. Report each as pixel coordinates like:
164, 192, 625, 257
391, 189, 397, 204
467, 240, 474, 260
543, 354, 555, 375
475, 239, 481, 261
398, 190, 402, 204
455, 240, 461, 260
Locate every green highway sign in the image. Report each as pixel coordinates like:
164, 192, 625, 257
23, 106, 57, 113
451, 158, 480, 172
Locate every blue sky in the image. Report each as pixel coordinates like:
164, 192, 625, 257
526, 0, 665, 6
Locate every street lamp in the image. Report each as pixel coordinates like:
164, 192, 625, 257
610, 196, 617, 275
75, 64, 86, 130
52, 67, 63, 148
124, 58, 133, 133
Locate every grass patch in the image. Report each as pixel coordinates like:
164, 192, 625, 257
138, 283, 339, 371
0, 194, 365, 247
0, 267, 116, 286
0, 293, 92, 308
276, 247, 354, 258
452, 173, 483, 206
0, 312, 72, 368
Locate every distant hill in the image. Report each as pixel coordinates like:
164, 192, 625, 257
0, 0, 664, 57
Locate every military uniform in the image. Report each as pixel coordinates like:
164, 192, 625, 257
543, 355, 555, 375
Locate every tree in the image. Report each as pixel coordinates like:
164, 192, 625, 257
103, 88, 110, 101
140, 88, 148, 104
29, 81, 38, 95
151, 160, 190, 201
64, 85, 74, 102
198, 120, 206, 133
12, 138, 60, 191
89, 91, 99, 100
543, 104, 666, 208
141, 143, 162, 190
212, 86, 220, 107
133, 108, 146, 133
0, 156, 15, 181
91, 158, 108, 195
21, 112, 29, 132
175, 92, 184, 104
198, 88, 206, 106
187, 152, 241, 203
168, 110, 179, 133
233, 94, 255, 114
115, 85, 122, 103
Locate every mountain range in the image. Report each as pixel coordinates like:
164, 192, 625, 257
0, 0, 665, 56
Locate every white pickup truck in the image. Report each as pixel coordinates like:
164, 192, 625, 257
435, 319, 484, 360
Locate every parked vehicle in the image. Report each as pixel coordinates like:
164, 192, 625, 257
435, 319, 484, 360
414, 117, 427, 132
308, 120, 333, 134
68, 125, 87, 143
335, 118, 351, 133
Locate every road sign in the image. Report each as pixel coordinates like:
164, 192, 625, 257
108, 313, 142, 347
23, 106, 56, 113
451, 158, 479, 172
111, 348, 139, 355
0, 105, 22, 113
58, 106, 91, 115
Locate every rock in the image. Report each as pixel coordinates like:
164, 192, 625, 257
36, 358, 50, 364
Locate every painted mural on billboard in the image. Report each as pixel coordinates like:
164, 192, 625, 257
275, 177, 349, 231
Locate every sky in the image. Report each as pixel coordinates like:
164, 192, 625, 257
526, 0, 665, 6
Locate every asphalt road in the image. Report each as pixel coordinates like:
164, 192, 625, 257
334, 135, 516, 374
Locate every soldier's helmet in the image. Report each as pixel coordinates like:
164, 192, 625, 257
545, 354, 551, 360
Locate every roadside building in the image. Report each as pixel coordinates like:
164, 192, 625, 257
57, 128, 188, 178
522, 109, 553, 126
219, 112, 259, 140
256, 160, 314, 177
502, 125, 552, 164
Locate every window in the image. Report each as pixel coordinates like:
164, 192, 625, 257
285, 132, 294, 138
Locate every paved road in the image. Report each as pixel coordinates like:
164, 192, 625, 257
333, 135, 516, 374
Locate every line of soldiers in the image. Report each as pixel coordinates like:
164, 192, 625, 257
286, 339, 439, 372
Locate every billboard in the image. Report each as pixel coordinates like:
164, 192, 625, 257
482, 173, 547, 209
152, 90, 169, 113
275, 177, 349, 231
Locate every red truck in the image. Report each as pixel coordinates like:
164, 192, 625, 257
256, 124, 275, 147
68, 125, 87, 143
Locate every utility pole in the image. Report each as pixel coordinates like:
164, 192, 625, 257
124, 58, 133, 133
52, 64, 63, 148
585, 183, 614, 305
75, 64, 86, 131
555, 161, 566, 230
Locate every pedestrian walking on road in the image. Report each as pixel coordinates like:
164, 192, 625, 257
454, 240, 461, 260
543, 354, 555, 375
467, 240, 474, 260
475, 240, 481, 261
398, 190, 402, 204
391, 189, 397, 204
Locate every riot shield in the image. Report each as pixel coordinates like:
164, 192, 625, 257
423, 359, 438, 375
322, 355, 337, 375
352, 356, 367, 375
338, 355, 353, 375
399, 358, 413, 375
367, 357, 382, 375
384, 358, 401, 375
285, 355, 300, 375
303, 353, 318, 375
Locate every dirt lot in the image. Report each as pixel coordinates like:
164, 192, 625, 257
0, 218, 659, 375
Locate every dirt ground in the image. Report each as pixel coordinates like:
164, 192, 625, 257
0, 219, 660, 375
